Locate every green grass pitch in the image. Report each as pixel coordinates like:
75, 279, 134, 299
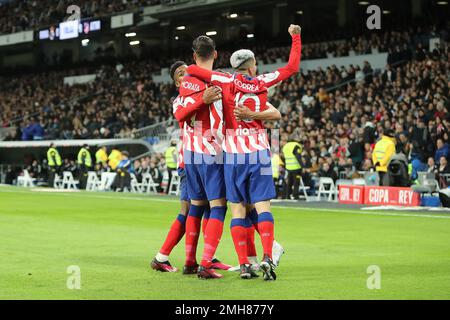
1, 186, 450, 300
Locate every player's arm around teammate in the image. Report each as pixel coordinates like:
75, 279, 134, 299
234, 102, 281, 121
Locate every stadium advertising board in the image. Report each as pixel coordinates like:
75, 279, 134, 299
339, 186, 421, 206
338, 185, 365, 204
59, 20, 79, 40
38, 19, 101, 41
364, 186, 420, 206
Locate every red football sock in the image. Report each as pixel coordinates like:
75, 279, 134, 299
257, 212, 274, 259
246, 224, 257, 257
200, 206, 226, 268
202, 207, 210, 235
184, 205, 204, 266
159, 214, 186, 256
231, 218, 249, 265
249, 208, 259, 234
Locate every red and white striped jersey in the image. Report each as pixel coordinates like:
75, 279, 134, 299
175, 76, 223, 155
185, 33, 302, 154
172, 96, 186, 168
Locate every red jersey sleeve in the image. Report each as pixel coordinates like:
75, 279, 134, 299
172, 95, 204, 122
257, 34, 301, 87
186, 65, 232, 86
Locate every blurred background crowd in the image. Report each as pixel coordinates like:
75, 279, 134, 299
0, 17, 449, 198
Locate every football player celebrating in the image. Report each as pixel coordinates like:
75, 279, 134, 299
150, 61, 223, 273
185, 24, 302, 280
177, 36, 233, 279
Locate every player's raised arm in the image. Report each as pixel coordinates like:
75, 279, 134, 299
257, 24, 302, 88
186, 65, 232, 86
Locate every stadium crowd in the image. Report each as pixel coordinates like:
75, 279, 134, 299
1, 23, 449, 197
0, 0, 161, 35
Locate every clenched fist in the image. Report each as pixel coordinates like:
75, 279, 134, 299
288, 24, 301, 36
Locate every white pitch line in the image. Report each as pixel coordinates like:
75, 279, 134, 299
273, 205, 450, 219
1, 187, 450, 220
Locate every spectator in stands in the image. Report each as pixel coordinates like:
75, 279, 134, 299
438, 156, 450, 175
26, 160, 42, 179
113, 151, 131, 192
410, 155, 427, 182
133, 160, 143, 183
149, 160, 162, 192
426, 157, 438, 176
348, 134, 364, 170
434, 138, 450, 163
62, 158, 77, 176
318, 162, 337, 182
5, 165, 16, 185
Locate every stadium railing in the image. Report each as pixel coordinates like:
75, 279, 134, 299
118, 118, 178, 145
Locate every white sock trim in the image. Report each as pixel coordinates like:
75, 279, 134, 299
156, 252, 169, 262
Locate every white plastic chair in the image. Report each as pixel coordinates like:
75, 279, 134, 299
130, 173, 143, 193
142, 173, 160, 194
17, 170, 36, 187
86, 172, 101, 191
62, 171, 79, 190
99, 172, 116, 191
53, 173, 63, 189
298, 176, 310, 201
317, 177, 336, 201
168, 170, 180, 196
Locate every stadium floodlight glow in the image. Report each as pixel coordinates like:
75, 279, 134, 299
436, 1, 448, 5
229, 13, 238, 18
383, 10, 391, 14
125, 32, 136, 37
247, 34, 254, 38
296, 10, 303, 15
129, 40, 140, 46
206, 31, 217, 36
358, 1, 369, 4
81, 39, 89, 46
174, 36, 179, 40
176, 25, 186, 30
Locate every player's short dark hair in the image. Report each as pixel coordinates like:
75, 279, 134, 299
169, 60, 186, 81
192, 36, 215, 60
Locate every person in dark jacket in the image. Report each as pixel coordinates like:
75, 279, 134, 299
435, 138, 450, 163
318, 162, 338, 182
